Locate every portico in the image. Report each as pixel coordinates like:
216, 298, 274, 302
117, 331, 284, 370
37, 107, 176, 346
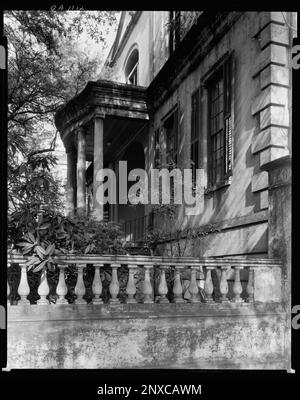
55, 80, 149, 221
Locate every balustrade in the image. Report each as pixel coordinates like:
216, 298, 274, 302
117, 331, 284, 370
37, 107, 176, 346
7, 253, 282, 307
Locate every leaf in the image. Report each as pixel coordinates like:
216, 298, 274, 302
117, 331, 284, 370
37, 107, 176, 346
27, 232, 36, 243
23, 246, 35, 255
17, 242, 34, 248
33, 259, 48, 272
24, 256, 40, 268
45, 243, 55, 256
35, 246, 46, 259
35, 245, 47, 255
38, 223, 51, 230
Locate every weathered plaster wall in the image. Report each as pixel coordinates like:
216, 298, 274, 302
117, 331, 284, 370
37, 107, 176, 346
7, 303, 287, 369
147, 12, 293, 257
112, 11, 169, 87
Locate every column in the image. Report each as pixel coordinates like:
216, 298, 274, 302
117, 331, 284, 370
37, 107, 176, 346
76, 127, 86, 216
66, 149, 76, 216
93, 113, 104, 221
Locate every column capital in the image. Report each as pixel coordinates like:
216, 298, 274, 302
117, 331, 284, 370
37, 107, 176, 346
94, 107, 105, 120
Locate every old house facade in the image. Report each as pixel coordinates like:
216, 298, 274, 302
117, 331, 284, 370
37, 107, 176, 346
55, 11, 293, 259
7, 11, 294, 370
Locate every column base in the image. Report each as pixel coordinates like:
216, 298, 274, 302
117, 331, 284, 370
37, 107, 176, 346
173, 297, 185, 303
126, 298, 137, 304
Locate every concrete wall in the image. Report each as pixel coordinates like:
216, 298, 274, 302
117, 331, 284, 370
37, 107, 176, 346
7, 303, 287, 369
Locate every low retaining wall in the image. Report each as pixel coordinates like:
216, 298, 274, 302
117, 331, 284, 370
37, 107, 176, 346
7, 303, 287, 369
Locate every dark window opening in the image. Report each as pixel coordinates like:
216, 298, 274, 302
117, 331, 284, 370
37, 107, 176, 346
207, 57, 233, 187
125, 48, 139, 85
165, 108, 179, 168
191, 88, 201, 186
164, 108, 179, 203
154, 129, 161, 168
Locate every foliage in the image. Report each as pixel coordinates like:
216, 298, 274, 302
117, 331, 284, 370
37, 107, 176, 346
8, 206, 126, 271
8, 151, 63, 212
143, 158, 220, 256
5, 10, 118, 213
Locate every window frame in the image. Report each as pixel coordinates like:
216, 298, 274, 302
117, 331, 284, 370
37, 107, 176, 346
163, 106, 179, 168
126, 61, 138, 85
204, 53, 234, 192
124, 47, 139, 86
154, 128, 161, 168
190, 87, 201, 186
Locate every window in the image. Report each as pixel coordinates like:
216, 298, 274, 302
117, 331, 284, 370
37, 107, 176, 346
207, 56, 233, 187
164, 108, 179, 167
163, 108, 179, 203
191, 88, 201, 185
154, 129, 161, 168
125, 48, 139, 85
169, 11, 181, 54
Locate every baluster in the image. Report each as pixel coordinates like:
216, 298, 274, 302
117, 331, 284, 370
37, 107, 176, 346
92, 264, 103, 304
173, 266, 184, 303
233, 266, 244, 303
189, 266, 200, 303
37, 267, 50, 305
74, 264, 86, 304
126, 265, 137, 303
56, 264, 68, 304
17, 264, 30, 305
109, 264, 120, 304
219, 266, 229, 302
158, 265, 169, 303
142, 265, 153, 303
204, 266, 214, 303
246, 267, 254, 303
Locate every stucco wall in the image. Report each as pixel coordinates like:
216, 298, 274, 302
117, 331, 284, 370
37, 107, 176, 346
146, 12, 292, 257
7, 303, 287, 369
104, 12, 293, 257
112, 11, 169, 86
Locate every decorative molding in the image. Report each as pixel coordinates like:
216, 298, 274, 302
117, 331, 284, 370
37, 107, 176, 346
250, 12, 292, 210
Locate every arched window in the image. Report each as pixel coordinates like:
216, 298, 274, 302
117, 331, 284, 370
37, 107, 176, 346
124, 48, 139, 85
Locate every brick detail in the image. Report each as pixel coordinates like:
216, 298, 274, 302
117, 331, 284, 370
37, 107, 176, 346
260, 65, 289, 90
252, 171, 269, 192
259, 190, 269, 210
259, 23, 289, 50
252, 44, 288, 77
251, 86, 288, 115
251, 127, 288, 154
250, 14, 292, 209
252, 12, 288, 38
259, 104, 289, 130
259, 147, 289, 167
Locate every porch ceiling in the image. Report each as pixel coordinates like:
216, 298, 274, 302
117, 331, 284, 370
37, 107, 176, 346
54, 79, 149, 153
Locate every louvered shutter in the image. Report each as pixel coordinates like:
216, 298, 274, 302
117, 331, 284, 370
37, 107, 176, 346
224, 56, 233, 178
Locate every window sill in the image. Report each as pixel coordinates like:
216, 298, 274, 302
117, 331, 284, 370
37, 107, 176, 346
204, 178, 231, 195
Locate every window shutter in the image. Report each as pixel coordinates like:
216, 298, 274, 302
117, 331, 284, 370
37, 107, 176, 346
224, 56, 233, 178
191, 88, 201, 185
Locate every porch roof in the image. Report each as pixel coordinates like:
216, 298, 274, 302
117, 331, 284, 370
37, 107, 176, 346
54, 80, 149, 145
